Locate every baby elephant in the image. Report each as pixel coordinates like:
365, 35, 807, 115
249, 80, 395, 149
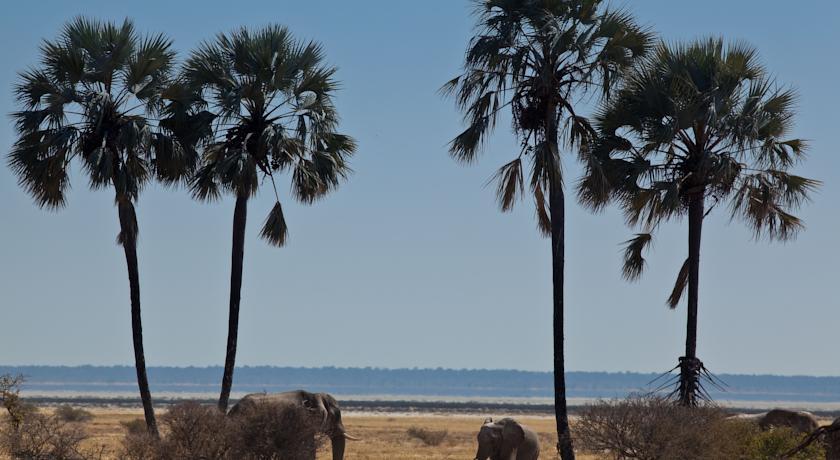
475, 417, 540, 460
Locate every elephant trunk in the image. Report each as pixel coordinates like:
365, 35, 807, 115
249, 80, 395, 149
330, 434, 346, 460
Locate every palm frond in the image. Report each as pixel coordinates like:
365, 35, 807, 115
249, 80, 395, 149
490, 158, 524, 212
259, 201, 288, 247
667, 258, 690, 309
621, 233, 653, 281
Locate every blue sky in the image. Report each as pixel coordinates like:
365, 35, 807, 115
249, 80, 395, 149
0, 1, 837, 376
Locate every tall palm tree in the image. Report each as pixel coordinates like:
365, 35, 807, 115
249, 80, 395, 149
181, 25, 356, 412
8, 18, 202, 435
578, 38, 819, 406
444, 1, 652, 457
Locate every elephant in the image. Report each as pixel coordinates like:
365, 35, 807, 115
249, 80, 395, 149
475, 417, 540, 460
757, 409, 820, 434
228, 390, 359, 460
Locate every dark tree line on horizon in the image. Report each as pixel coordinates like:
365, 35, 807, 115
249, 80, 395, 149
6, 0, 818, 454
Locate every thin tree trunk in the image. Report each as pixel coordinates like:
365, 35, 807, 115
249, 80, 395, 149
118, 200, 158, 437
544, 97, 575, 458
219, 195, 248, 412
679, 191, 704, 406
685, 193, 703, 359
549, 173, 574, 460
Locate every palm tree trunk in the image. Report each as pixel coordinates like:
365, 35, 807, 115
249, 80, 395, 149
219, 195, 248, 412
117, 200, 158, 437
678, 191, 704, 406
544, 118, 575, 457
549, 173, 574, 460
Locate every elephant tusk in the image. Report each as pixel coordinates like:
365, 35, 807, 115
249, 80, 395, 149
343, 433, 362, 441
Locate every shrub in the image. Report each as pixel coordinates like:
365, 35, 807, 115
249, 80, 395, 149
121, 418, 149, 435
0, 374, 105, 460
160, 402, 230, 460
55, 405, 93, 423
575, 396, 824, 460
742, 426, 824, 460
120, 401, 325, 460
0, 410, 107, 460
227, 400, 324, 460
407, 426, 449, 446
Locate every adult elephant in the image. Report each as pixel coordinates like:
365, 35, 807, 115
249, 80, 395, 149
475, 417, 540, 460
229, 390, 359, 460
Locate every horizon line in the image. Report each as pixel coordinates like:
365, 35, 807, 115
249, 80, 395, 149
3, 364, 840, 379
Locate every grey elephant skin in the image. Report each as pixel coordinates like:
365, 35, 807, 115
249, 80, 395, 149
475, 417, 540, 460
758, 409, 820, 434
228, 390, 358, 460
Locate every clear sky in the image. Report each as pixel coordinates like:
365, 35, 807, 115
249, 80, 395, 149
0, 1, 837, 376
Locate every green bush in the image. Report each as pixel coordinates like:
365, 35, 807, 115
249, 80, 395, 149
740, 426, 824, 460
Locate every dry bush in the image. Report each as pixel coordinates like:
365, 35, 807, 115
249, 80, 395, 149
0, 374, 105, 460
575, 396, 824, 460
0, 409, 107, 460
160, 402, 230, 460
1, 374, 32, 429
54, 405, 93, 423
121, 418, 148, 435
121, 401, 324, 460
406, 426, 449, 446
227, 400, 325, 460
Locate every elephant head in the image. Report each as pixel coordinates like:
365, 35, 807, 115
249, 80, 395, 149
304, 392, 360, 460
475, 417, 528, 460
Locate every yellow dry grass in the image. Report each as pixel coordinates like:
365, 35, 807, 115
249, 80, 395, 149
63, 407, 599, 459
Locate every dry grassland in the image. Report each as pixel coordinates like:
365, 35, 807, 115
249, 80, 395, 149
69, 407, 600, 459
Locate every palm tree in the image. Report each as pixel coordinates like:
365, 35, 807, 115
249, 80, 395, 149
8, 18, 203, 436
444, 1, 652, 457
181, 25, 356, 412
578, 38, 819, 406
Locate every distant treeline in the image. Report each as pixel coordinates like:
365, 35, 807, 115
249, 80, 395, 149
2, 366, 839, 402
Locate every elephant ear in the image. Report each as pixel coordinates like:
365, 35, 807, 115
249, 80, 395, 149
501, 419, 525, 446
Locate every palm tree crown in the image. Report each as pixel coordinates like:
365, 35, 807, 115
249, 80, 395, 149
579, 38, 819, 405
10, 17, 197, 214
581, 38, 819, 301
444, 0, 652, 225
186, 25, 356, 243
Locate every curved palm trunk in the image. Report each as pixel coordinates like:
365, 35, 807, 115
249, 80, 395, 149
118, 200, 158, 437
678, 192, 704, 406
219, 195, 248, 412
